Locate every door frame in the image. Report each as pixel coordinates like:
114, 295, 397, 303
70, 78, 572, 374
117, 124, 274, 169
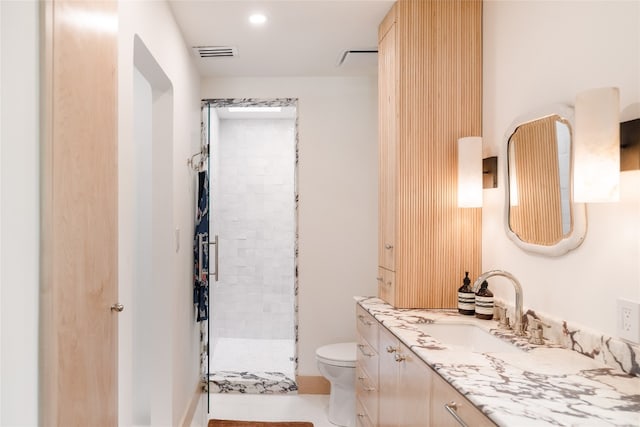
202, 98, 300, 387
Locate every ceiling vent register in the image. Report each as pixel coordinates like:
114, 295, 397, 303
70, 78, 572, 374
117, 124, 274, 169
192, 46, 238, 58
337, 49, 377, 66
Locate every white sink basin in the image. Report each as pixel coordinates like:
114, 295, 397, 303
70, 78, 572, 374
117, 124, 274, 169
417, 322, 523, 353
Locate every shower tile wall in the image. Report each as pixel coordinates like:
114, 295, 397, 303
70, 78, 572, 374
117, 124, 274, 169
212, 118, 295, 341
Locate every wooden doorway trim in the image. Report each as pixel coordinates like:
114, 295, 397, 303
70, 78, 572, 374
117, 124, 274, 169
40, 0, 119, 424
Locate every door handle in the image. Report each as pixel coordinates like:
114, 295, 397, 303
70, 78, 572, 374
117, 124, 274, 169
111, 303, 124, 312
444, 402, 468, 427
208, 234, 219, 282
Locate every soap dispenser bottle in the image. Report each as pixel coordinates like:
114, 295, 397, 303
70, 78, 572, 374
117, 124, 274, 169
457, 272, 475, 315
475, 280, 494, 320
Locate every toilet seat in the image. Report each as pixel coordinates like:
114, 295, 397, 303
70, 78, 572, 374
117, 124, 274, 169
316, 342, 356, 368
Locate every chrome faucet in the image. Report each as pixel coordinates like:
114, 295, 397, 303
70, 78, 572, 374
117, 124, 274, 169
472, 270, 525, 336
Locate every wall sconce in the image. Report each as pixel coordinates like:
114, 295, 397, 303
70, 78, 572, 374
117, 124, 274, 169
457, 136, 483, 208
621, 118, 640, 171
574, 87, 620, 203
483, 156, 498, 189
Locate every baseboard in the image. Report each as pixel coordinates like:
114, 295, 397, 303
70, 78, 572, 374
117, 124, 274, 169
180, 380, 205, 427
295, 375, 330, 394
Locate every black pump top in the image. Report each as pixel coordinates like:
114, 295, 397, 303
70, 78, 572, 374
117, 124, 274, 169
476, 280, 493, 297
458, 271, 473, 293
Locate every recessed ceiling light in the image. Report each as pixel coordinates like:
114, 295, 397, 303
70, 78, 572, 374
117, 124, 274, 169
249, 13, 267, 25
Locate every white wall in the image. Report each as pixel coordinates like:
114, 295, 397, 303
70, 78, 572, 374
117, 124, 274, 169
0, 1, 39, 425
483, 0, 640, 338
201, 77, 379, 376
119, 1, 202, 425
132, 65, 154, 425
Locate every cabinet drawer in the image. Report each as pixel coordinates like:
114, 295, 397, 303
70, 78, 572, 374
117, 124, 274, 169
377, 268, 395, 307
356, 398, 374, 427
431, 373, 496, 427
356, 305, 379, 349
356, 366, 378, 426
356, 335, 379, 385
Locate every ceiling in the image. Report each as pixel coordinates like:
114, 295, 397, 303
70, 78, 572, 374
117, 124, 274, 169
168, 0, 394, 78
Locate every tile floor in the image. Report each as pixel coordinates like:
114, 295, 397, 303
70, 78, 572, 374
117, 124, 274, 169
207, 393, 334, 427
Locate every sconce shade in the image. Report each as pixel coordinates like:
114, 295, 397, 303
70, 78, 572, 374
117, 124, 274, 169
574, 87, 620, 203
458, 136, 483, 207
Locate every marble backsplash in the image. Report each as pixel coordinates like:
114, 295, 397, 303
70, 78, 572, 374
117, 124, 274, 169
494, 297, 640, 377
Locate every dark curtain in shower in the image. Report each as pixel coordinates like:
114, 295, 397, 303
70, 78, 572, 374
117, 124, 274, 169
194, 170, 209, 321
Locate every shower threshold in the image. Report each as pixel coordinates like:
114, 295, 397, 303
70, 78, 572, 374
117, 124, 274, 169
208, 370, 298, 394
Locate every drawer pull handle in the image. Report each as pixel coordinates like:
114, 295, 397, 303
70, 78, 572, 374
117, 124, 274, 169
357, 314, 373, 326
385, 243, 394, 250
386, 281, 392, 287
376, 276, 383, 281
394, 353, 406, 362
357, 413, 365, 418
364, 386, 376, 392
357, 344, 374, 357
386, 345, 397, 353
444, 402, 468, 427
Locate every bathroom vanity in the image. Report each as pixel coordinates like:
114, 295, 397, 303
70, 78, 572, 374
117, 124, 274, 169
355, 298, 640, 427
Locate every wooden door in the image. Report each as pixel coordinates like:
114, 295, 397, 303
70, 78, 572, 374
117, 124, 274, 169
40, 0, 119, 425
431, 373, 496, 427
378, 327, 399, 427
378, 10, 397, 272
397, 344, 431, 426
377, 267, 395, 308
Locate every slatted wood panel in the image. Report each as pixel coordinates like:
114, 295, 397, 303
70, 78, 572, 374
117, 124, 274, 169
509, 116, 564, 245
40, 0, 119, 424
377, 0, 482, 308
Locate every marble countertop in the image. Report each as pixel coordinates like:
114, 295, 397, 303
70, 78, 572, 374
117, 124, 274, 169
357, 297, 640, 427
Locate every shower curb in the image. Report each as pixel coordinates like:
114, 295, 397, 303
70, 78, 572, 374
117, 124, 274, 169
209, 371, 298, 395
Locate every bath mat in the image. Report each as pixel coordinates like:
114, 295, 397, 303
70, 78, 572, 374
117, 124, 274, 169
208, 420, 313, 427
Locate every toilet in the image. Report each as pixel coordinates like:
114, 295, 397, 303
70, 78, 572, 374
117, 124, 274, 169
316, 342, 357, 427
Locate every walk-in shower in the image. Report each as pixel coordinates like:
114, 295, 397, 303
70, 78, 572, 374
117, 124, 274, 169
205, 99, 298, 394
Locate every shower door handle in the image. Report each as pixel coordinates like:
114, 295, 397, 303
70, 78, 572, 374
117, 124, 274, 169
208, 234, 219, 282
198, 234, 204, 280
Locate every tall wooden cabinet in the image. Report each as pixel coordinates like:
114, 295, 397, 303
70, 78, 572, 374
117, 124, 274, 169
377, 0, 483, 308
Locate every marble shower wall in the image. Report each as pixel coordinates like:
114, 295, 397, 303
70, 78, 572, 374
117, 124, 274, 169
211, 118, 296, 340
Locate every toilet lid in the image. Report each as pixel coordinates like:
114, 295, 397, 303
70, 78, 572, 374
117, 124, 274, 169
316, 342, 357, 368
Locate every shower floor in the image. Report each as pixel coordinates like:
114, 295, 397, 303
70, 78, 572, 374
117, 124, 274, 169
209, 337, 297, 394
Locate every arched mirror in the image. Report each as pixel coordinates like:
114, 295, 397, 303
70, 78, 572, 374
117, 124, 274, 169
504, 104, 587, 256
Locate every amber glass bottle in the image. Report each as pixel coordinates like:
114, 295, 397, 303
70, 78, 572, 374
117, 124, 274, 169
475, 280, 494, 320
457, 272, 475, 315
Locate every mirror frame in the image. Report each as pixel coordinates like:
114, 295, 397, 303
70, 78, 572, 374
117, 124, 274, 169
503, 104, 587, 256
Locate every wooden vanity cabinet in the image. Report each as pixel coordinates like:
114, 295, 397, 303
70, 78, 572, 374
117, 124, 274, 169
356, 306, 380, 427
431, 373, 496, 427
377, 0, 483, 308
378, 327, 431, 427
357, 304, 495, 427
